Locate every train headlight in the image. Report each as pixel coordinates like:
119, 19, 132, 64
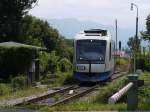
77, 66, 85, 70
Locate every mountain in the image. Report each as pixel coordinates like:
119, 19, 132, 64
48, 18, 135, 47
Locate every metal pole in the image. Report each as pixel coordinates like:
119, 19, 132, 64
127, 74, 138, 110
136, 16, 138, 48
134, 51, 136, 73
116, 19, 118, 53
115, 19, 118, 71
131, 3, 139, 73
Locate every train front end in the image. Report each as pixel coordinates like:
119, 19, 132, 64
74, 29, 113, 82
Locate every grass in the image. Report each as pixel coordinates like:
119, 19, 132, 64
41, 71, 79, 87
34, 76, 128, 111
39, 103, 127, 112
116, 57, 129, 66
138, 72, 150, 110
38, 72, 150, 111
93, 76, 127, 103
0, 71, 77, 101
0, 86, 47, 100
1, 71, 150, 111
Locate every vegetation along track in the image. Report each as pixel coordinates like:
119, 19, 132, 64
22, 71, 128, 107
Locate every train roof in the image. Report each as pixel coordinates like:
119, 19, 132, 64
75, 29, 112, 41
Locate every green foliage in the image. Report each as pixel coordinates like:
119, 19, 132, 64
0, 83, 11, 96
0, 0, 38, 42
0, 47, 37, 79
20, 15, 73, 62
127, 36, 140, 51
39, 52, 51, 73
20, 15, 52, 47
141, 14, 150, 42
40, 51, 73, 74
58, 58, 72, 72
0, 86, 47, 100
63, 72, 78, 85
38, 77, 127, 111
116, 58, 129, 66
94, 77, 127, 103
134, 52, 150, 71
11, 75, 27, 91
41, 71, 77, 86
48, 51, 60, 73
40, 103, 126, 111
138, 73, 150, 110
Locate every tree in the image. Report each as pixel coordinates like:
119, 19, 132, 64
0, 0, 38, 42
141, 14, 150, 42
127, 36, 140, 51
20, 15, 73, 61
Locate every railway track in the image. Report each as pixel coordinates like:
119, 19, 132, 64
0, 71, 127, 107
25, 71, 127, 107
111, 71, 128, 80
37, 85, 97, 107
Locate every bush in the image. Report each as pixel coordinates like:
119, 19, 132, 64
41, 71, 77, 86
0, 46, 38, 79
11, 75, 27, 91
0, 83, 11, 95
58, 58, 72, 72
63, 73, 78, 85
41, 72, 58, 84
135, 53, 150, 71
39, 51, 59, 74
116, 58, 129, 66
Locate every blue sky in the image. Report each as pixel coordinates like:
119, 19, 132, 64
30, 0, 150, 31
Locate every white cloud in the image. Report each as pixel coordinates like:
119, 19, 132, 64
30, 0, 150, 30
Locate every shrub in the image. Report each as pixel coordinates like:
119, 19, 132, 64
135, 53, 150, 71
0, 83, 11, 95
116, 58, 129, 66
58, 58, 72, 72
39, 51, 59, 74
41, 72, 57, 84
63, 72, 78, 85
11, 75, 27, 91
0, 46, 38, 79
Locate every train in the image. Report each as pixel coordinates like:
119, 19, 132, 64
73, 29, 115, 82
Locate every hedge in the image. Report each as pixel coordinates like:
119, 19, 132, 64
0, 46, 38, 79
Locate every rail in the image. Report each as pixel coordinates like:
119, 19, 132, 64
0, 71, 127, 107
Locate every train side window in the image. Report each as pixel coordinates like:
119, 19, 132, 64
109, 42, 111, 60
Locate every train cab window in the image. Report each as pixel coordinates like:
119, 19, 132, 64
76, 40, 106, 64
109, 42, 111, 60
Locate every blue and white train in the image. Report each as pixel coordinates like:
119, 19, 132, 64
73, 29, 114, 82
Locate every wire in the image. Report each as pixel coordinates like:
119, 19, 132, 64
31, 0, 39, 9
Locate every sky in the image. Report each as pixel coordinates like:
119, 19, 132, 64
30, 0, 150, 31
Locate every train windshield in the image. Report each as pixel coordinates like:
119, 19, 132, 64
76, 40, 106, 64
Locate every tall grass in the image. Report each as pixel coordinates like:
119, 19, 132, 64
40, 103, 126, 112
93, 76, 127, 103
138, 72, 150, 110
41, 71, 78, 87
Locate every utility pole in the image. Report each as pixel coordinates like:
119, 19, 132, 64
115, 19, 118, 67
131, 3, 139, 73
115, 19, 118, 54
